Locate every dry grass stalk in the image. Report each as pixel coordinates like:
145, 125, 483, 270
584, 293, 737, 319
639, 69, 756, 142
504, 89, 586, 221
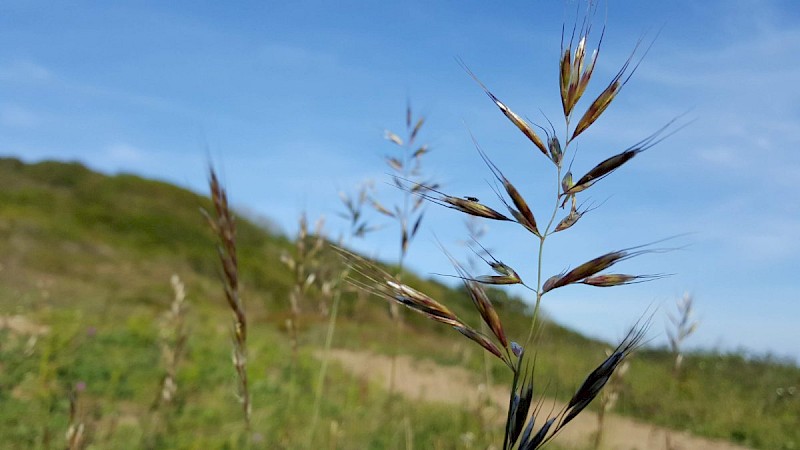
203, 167, 251, 429
65, 383, 86, 450
156, 274, 189, 407
143, 275, 190, 448
344, 3, 682, 448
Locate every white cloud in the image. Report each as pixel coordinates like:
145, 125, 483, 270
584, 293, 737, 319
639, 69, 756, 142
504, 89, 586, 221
0, 60, 52, 83
697, 146, 747, 169
0, 105, 39, 128
105, 142, 146, 164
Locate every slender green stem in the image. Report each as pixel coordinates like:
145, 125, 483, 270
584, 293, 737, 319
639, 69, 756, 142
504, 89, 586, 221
524, 165, 563, 349
307, 272, 345, 449
524, 115, 573, 350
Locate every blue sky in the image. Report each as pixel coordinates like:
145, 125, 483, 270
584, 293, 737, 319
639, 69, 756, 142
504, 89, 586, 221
2, 1, 799, 361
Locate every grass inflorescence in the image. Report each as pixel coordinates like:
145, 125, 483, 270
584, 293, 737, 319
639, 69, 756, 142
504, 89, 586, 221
344, 3, 688, 448
203, 167, 251, 431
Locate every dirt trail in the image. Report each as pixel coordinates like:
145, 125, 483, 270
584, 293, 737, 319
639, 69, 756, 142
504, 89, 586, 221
326, 349, 752, 450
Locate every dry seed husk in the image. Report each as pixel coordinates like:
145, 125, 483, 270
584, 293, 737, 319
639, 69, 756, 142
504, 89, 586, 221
560, 14, 604, 118
554, 207, 582, 232
465, 239, 525, 287
464, 280, 508, 347
459, 60, 549, 156
407, 180, 512, 221
444, 248, 509, 348
338, 248, 512, 367
442, 196, 512, 221
571, 37, 645, 140
566, 116, 685, 196
549, 135, 563, 166
580, 273, 665, 287
475, 144, 541, 236
456, 326, 506, 362
523, 417, 555, 450
385, 130, 403, 146
561, 324, 647, 427
565, 149, 639, 195
543, 247, 656, 293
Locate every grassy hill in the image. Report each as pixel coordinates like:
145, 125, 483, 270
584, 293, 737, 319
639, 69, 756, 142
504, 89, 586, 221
0, 157, 797, 449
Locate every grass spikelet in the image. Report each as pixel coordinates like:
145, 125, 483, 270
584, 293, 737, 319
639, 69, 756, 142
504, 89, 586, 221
458, 59, 549, 157
542, 242, 671, 293
403, 179, 513, 221
455, 325, 508, 364
443, 248, 509, 349
571, 35, 653, 140
565, 118, 683, 196
338, 247, 513, 368
553, 197, 599, 233
203, 167, 251, 429
560, 5, 604, 118
473, 140, 540, 236
559, 320, 649, 428
474, 246, 523, 285
432, 238, 527, 286
580, 273, 667, 287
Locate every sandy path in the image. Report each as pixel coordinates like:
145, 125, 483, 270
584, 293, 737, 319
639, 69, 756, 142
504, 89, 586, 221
326, 349, 751, 450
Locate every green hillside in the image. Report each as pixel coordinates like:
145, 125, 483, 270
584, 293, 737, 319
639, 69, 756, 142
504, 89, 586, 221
0, 158, 797, 449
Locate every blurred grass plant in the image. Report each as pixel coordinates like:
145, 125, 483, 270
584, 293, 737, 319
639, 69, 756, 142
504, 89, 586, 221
667, 292, 699, 376
309, 184, 378, 447
280, 212, 326, 406
144, 274, 189, 448
373, 105, 436, 394
203, 168, 251, 432
343, 3, 683, 448
664, 292, 699, 449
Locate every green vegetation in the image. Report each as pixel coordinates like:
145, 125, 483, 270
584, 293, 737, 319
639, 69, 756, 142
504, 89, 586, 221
0, 158, 798, 448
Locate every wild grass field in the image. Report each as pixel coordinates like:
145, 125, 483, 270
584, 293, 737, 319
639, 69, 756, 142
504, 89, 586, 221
0, 158, 797, 449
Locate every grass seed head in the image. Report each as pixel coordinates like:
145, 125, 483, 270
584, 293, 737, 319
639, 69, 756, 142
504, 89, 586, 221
560, 10, 604, 118
442, 246, 509, 348
566, 117, 687, 196
459, 59, 549, 156
566, 148, 639, 195
475, 143, 540, 236
464, 279, 508, 348
560, 321, 648, 428
548, 135, 563, 166
456, 325, 508, 363
571, 35, 654, 140
542, 243, 668, 293
405, 179, 513, 221
444, 196, 513, 221
580, 273, 666, 287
